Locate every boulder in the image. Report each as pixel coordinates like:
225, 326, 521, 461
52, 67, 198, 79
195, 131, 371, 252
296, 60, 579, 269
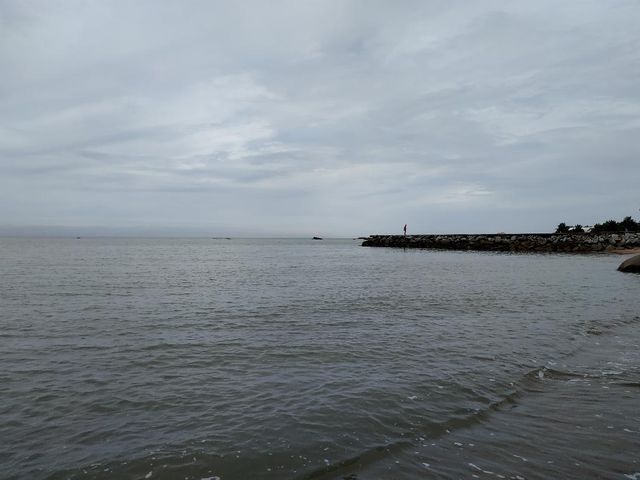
618, 254, 640, 273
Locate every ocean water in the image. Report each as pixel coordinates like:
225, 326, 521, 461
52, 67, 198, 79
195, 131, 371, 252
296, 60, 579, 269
1, 237, 639, 480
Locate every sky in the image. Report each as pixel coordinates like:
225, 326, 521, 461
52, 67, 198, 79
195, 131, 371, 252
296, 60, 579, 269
1, 0, 639, 237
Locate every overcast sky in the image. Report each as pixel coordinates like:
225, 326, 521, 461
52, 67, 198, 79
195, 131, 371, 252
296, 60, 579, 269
1, 0, 639, 236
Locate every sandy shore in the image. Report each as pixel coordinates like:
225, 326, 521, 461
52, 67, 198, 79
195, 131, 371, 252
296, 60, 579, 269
607, 248, 640, 255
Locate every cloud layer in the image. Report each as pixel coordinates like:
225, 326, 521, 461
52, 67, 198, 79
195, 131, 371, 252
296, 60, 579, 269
1, 0, 639, 235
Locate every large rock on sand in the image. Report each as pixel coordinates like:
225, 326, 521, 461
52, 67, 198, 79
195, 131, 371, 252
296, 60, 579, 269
618, 254, 640, 273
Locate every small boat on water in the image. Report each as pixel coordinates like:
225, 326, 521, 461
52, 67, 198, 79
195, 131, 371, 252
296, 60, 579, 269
312, 236, 323, 240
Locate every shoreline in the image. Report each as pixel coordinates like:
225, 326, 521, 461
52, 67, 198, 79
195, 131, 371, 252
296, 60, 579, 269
607, 247, 640, 255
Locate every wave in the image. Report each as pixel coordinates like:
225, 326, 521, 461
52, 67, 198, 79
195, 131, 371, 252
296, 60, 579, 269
297, 361, 632, 480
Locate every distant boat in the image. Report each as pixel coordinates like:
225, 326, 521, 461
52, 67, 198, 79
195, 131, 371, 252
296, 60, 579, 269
312, 236, 323, 240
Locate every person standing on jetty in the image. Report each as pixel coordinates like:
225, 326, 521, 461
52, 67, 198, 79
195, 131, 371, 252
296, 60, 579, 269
403, 224, 407, 237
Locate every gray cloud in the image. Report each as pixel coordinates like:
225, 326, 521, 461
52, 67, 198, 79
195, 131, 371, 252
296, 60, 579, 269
1, 0, 639, 236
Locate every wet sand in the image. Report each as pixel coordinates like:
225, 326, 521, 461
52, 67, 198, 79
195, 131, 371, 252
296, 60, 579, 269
607, 248, 640, 255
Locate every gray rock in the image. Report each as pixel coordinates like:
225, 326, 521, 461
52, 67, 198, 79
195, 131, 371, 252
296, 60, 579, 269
618, 254, 640, 273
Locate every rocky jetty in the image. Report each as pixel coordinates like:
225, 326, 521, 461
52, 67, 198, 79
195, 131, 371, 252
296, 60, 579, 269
618, 254, 640, 273
362, 233, 640, 253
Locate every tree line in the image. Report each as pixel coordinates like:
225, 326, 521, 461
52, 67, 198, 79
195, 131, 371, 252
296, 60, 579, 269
555, 216, 640, 234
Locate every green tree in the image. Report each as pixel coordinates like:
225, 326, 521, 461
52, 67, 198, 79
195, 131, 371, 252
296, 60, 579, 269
555, 222, 570, 234
620, 216, 638, 232
571, 224, 584, 233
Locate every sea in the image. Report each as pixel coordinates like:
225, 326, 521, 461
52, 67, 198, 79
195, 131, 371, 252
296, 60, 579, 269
1, 237, 639, 480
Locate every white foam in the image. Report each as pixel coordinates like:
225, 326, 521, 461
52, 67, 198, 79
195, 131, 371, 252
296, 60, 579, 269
468, 463, 505, 478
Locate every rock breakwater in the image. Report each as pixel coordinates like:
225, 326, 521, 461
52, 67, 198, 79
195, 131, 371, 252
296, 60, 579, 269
361, 233, 640, 253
